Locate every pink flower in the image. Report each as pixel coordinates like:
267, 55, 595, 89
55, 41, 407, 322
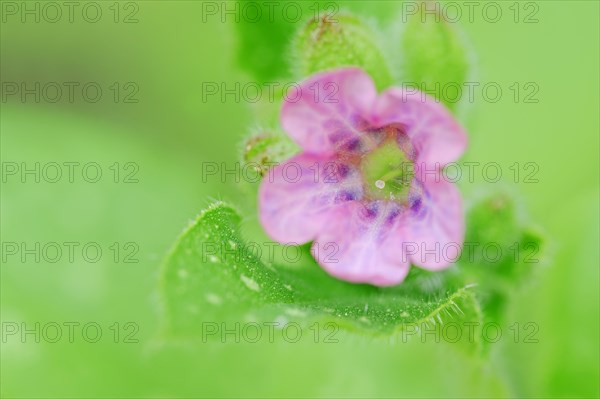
259, 68, 467, 286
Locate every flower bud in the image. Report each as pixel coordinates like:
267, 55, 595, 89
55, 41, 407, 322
402, 2, 469, 111
241, 131, 297, 177
293, 13, 393, 90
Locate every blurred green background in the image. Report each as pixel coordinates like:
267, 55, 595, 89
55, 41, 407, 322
1, 1, 598, 398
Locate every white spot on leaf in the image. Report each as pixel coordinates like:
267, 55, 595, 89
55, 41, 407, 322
285, 308, 306, 317
205, 293, 222, 305
240, 274, 260, 292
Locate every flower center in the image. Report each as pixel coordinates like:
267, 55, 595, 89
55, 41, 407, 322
360, 138, 414, 202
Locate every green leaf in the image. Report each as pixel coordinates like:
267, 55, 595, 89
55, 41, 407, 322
292, 13, 393, 90
459, 193, 545, 322
161, 202, 480, 340
231, 1, 296, 83
402, 3, 469, 110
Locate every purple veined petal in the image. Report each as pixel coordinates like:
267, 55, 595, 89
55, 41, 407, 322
405, 178, 465, 271
281, 68, 378, 155
259, 153, 364, 244
311, 201, 411, 286
259, 68, 468, 286
370, 88, 468, 167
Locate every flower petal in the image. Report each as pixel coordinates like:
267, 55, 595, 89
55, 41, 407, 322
371, 88, 467, 167
281, 68, 378, 155
311, 201, 411, 286
406, 179, 465, 271
259, 153, 363, 243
